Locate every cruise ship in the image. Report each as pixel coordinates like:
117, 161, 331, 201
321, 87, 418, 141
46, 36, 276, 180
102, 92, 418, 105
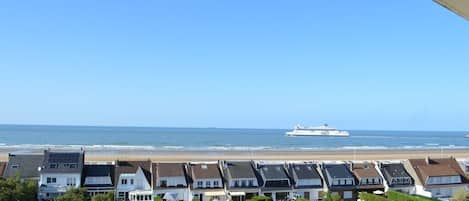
286, 124, 350, 137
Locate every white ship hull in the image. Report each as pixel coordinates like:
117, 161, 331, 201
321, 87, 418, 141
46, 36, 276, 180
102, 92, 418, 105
286, 130, 350, 137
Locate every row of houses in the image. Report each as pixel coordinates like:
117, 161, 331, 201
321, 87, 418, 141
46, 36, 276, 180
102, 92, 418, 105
1, 150, 469, 201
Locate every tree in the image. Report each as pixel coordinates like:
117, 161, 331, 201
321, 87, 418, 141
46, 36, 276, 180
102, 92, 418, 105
249, 196, 273, 201
54, 188, 90, 201
0, 177, 38, 201
323, 192, 342, 201
451, 190, 469, 201
91, 192, 115, 201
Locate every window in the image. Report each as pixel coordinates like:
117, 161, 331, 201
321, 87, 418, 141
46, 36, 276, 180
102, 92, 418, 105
121, 179, 128, 185
130, 179, 134, 185
338, 180, 341, 185
11, 164, 19, 169
65, 163, 77, 168
241, 180, 246, 187
234, 180, 239, 187
344, 191, 353, 199
67, 177, 76, 186
46, 177, 57, 184
49, 164, 58, 168
197, 181, 203, 187
214, 180, 219, 187
249, 180, 254, 187
206, 181, 211, 188
160, 180, 167, 187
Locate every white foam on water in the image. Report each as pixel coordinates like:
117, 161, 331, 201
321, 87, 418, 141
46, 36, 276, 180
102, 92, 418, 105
1, 144, 469, 151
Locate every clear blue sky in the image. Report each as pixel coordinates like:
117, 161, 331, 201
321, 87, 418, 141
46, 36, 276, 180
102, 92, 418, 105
0, 1, 468, 130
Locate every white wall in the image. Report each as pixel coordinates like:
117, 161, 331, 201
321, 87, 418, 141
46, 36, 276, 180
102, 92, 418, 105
296, 178, 321, 187
426, 176, 461, 185
117, 168, 152, 192
39, 173, 81, 189
154, 188, 191, 201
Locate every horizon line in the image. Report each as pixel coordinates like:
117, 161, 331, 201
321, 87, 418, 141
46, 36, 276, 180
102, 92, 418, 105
0, 123, 466, 133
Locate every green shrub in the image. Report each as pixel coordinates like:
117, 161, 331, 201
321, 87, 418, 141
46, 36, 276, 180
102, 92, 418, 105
91, 192, 114, 201
249, 196, 272, 201
359, 192, 387, 201
0, 178, 38, 201
386, 191, 438, 201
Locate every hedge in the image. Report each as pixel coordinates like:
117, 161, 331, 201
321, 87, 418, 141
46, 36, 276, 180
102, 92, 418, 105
359, 192, 388, 201
386, 191, 439, 201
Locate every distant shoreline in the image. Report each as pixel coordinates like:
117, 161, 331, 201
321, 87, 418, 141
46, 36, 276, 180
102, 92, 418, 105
1, 148, 469, 162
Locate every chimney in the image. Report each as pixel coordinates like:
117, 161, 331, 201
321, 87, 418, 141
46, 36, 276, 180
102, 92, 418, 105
425, 157, 431, 164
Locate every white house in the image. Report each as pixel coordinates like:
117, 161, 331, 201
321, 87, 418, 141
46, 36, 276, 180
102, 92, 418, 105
379, 161, 415, 194
152, 163, 191, 201
82, 162, 115, 197
321, 163, 356, 201
115, 160, 153, 201
222, 161, 260, 201
407, 157, 468, 200
38, 150, 85, 201
257, 162, 293, 201
288, 163, 324, 201
189, 162, 227, 201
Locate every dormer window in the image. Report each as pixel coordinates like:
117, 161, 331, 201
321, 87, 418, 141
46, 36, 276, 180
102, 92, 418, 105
49, 163, 58, 168
206, 181, 211, 188
63, 163, 77, 168
11, 164, 19, 169
214, 180, 219, 187
121, 179, 128, 185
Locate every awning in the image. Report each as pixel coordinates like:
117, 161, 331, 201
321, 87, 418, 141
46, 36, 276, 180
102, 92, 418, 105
230, 192, 246, 196
204, 191, 226, 196
163, 192, 179, 201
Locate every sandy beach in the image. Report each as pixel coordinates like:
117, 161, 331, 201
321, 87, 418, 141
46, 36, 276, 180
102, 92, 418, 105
1, 148, 469, 162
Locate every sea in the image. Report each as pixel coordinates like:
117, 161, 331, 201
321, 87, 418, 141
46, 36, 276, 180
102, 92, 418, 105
0, 124, 467, 151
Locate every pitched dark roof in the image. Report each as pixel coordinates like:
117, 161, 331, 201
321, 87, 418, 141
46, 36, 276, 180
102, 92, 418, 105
40, 150, 84, 173
83, 164, 115, 187
290, 163, 321, 180
115, 160, 152, 187
381, 163, 411, 178
324, 164, 354, 179
224, 161, 257, 179
189, 163, 222, 180
84, 164, 114, 177
3, 153, 43, 179
259, 164, 289, 180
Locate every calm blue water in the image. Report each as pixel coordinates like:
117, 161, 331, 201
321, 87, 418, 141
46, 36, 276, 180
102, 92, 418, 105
0, 125, 467, 150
